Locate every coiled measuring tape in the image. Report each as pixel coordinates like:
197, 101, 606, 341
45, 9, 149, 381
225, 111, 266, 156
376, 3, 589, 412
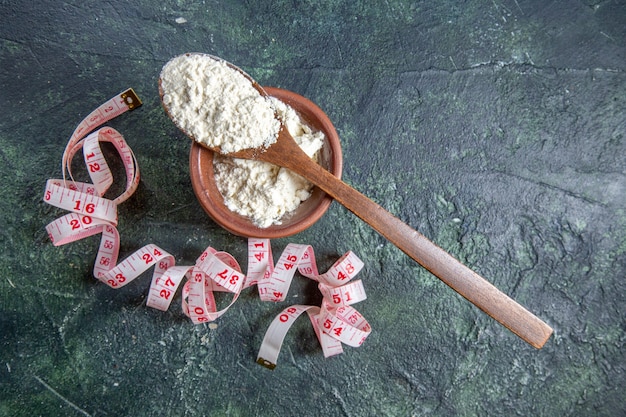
42, 88, 371, 368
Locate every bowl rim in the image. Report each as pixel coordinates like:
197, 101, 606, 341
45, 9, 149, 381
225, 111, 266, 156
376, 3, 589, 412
189, 86, 342, 238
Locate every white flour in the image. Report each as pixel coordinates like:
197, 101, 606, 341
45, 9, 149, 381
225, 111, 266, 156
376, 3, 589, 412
160, 54, 280, 153
214, 98, 325, 228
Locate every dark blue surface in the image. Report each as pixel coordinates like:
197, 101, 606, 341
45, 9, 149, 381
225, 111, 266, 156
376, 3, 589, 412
1, 1, 625, 415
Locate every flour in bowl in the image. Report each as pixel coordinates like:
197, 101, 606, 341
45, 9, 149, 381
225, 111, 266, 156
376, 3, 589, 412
213, 98, 325, 228
160, 54, 280, 153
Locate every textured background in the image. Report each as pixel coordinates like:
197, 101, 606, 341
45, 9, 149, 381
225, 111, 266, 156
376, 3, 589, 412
1, 1, 625, 416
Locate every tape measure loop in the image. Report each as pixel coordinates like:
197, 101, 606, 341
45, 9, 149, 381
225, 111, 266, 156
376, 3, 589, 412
253, 243, 371, 369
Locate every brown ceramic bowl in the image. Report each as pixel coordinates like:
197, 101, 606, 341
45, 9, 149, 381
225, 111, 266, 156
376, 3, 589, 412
189, 87, 343, 238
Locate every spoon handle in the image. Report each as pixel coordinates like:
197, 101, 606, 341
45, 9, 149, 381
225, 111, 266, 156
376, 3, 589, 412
293, 155, 553, 348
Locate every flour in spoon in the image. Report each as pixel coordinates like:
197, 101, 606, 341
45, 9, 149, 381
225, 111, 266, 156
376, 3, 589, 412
213, 98, 325, 228
160, 54, 280, 153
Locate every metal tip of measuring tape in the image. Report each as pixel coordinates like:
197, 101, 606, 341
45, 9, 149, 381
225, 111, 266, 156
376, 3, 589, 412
256, 357, 276, 370
121, 88, 142, 110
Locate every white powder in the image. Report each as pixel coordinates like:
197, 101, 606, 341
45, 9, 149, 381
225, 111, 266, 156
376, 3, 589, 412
214, 98, 325, 228
160, 54, 280, 153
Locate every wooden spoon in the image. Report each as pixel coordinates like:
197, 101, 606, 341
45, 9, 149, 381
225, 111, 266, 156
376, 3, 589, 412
159, 54, 553, 349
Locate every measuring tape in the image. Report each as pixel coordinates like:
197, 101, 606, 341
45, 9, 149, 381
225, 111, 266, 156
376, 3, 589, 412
42, 88, 371, 368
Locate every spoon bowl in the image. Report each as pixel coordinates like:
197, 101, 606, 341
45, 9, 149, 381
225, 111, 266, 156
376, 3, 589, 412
160, 53, 554, 348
